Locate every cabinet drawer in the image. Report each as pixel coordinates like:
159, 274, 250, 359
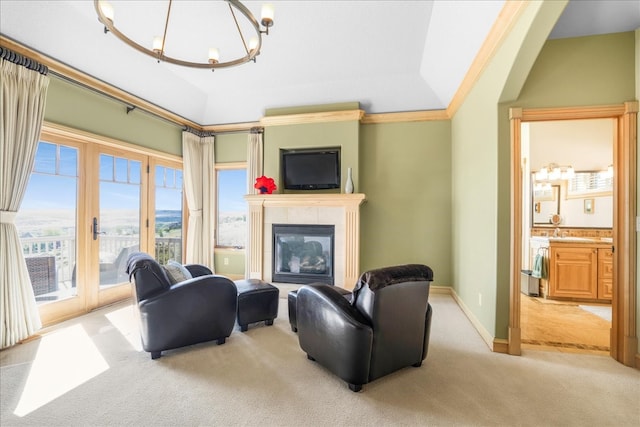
598, 249, 613, 279
598, 278, 613, 300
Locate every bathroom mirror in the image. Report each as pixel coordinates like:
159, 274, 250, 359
530, 172, 613, 228
532, 184, 560, 225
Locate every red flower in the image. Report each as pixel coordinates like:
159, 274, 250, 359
254, 175, 277, 194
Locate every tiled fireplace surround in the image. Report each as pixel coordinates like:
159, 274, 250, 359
245, 193, 366, 289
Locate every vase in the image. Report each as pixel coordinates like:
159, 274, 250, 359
345, 167, 354, 194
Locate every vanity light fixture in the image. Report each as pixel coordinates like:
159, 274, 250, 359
534, 163, 574, 182
95, 0, 275, 70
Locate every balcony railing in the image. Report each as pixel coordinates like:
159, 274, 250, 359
21, 236, 182, 303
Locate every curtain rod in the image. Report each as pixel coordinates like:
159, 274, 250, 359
48, 69, 184, 128
0, 46, 48, 75
51, 69, 263, 136
183, 126, 264, 138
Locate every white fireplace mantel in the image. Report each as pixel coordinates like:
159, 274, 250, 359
245, 193, 366, 288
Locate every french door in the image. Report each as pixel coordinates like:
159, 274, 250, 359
90, 146, 148, 308
17, 124, 182, 326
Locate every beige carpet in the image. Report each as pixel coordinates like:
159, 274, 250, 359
1, 292, 638, 426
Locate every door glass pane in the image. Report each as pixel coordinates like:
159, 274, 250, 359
155, 165, 183, 264
217, 168, 247, 248
17, 142, 78, 303
99, 154, 141, 288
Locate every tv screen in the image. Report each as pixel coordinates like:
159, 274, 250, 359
281, 148, 340, 190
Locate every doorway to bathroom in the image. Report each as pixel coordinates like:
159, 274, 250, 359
520, 117, 614, 353
509, 103, 637, 367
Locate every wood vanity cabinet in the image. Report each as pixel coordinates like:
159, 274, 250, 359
597, 248, 613, 300
548, 243, 612, 301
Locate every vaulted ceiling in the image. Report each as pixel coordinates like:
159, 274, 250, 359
1, 1, 638, 126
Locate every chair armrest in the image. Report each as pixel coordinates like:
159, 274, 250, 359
140, 275, 237, 313
184, 264, 213, 278
297, 284, 373, 386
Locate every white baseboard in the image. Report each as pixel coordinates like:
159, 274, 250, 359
437, 285, 496, 352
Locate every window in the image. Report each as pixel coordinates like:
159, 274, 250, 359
154, 164, 184, 263
568, 171, 613, 196
216, 165, 247, 248
17, 141, 79, 302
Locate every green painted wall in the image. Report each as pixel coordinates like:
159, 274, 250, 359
44, 77, 182, 155
215, 132, 247, 162
359, 121, 452, 286
214, 250, 245, 277
515, 32, 636, 107
451, 0, 567, 339
263, 121, 360, 194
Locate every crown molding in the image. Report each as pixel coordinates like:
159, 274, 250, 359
447, 0, 528, 118
361, 110, 449, 124
201, 122, 261, 133
260, 109, 365, 126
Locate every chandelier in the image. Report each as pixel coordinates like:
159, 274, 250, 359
94, 0, 275, 70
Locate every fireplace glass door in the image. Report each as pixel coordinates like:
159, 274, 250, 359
273, 224, 334, 285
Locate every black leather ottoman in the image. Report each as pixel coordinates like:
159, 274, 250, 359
288, 284, 352, 332
235, 279, 279, 332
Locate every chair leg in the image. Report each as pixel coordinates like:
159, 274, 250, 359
151, 351, 161, 360
291, 325, 298, 333
265, 319, 274, 326
240, 324, 248, 332
217, 337, 226, 345
348, 383, 362, 392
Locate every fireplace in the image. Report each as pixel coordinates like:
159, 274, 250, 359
245, 193, 365, 289
273, 224, 335, 285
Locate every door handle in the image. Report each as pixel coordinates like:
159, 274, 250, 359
93, 217, 106, 240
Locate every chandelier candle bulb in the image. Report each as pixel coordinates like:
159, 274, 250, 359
208, 48, 220, 64
99, 1, 114, 22
152, 36, 163, 54
261, 4, 275, 28
249, 37, 259, 52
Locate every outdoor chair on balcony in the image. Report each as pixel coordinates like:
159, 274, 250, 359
25, 256, 57, 298
100, 244, 138, 285
71, 244, 139, 287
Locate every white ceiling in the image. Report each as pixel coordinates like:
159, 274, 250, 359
1, 1, 638, 126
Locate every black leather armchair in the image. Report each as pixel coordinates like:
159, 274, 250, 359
126, 252, 237, 359
296, 264, 433, 392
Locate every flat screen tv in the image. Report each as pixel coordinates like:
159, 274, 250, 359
281, 148, 340, 190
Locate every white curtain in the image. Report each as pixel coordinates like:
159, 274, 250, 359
182, 131, 216, 269
1, 59, 49, 348
247, 131, 263, 195
245, 131, 263, 277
